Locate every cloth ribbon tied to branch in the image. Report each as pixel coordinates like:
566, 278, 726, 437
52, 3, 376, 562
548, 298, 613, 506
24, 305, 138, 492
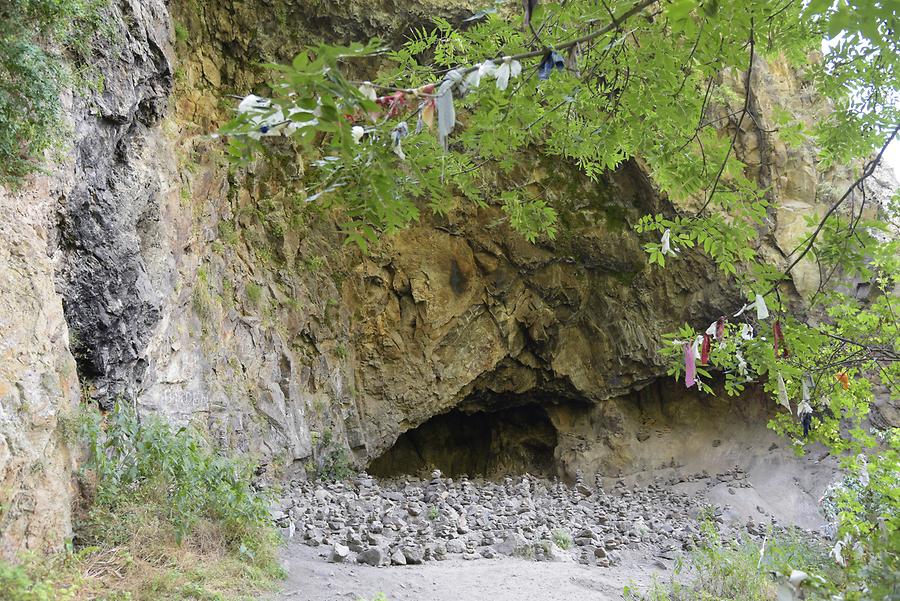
684, 342, 697, 388
836, 372, 850, 390
391, 121, 409, 160
734, 293, 769, 320
778, 372, 794, 413
660, 229, 679, 256
776, 372, 791, 413
538, 50, 566, 80
700, 333, 712, 365
236, 93, 317, 138
436, 70, 463, 150
773, 320, 789, 358
798, 373, 814, 437
736, 349, 748, 377
415, 84, 436, 133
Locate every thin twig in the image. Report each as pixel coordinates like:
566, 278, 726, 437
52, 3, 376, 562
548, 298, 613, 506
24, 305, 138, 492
772, 122, 900, 294
672, 22, 705, 99
695, 22, 755, 216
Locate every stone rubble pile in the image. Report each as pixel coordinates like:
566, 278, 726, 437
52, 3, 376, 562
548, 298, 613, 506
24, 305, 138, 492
270, 467, 780, 568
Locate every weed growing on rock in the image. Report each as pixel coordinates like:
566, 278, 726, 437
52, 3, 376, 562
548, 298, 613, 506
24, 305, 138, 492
311, 428, 354, 481
192, 265, 216, 320
303, 255, 325, 272
246, 282, 264, 307
551, 528, 573, 550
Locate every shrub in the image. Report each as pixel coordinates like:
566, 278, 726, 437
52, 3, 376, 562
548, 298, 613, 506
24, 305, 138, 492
59, 403, 285, 599
311, 428, 353, 481
77, 403, 276, 559
0, 559, 75, 601
246, 282, 263, 306
0, 0, 107, 185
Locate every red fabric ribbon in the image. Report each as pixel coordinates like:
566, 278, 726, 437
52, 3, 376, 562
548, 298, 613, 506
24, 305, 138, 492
376, 91, 408, 118
700, 333, 711, 365
773, 320, 788, 358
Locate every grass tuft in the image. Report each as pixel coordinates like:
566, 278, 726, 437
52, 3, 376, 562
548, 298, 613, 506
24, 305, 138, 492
2, 403, 284, 600
624, 522, 844, 601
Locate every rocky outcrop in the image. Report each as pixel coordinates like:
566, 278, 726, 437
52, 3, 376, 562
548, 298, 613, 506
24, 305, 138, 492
2, 0, 888, 558
712, 54, 898, 298
0, 0, 175, 557
0, 168, 79, 560
55, 0, 176, 407
350, 162, 735, 460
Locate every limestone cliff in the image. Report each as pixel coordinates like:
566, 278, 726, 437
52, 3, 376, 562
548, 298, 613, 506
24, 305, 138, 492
0, 0, 886, 558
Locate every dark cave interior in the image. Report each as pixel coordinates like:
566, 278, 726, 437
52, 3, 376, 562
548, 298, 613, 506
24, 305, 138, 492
367, 403, 560, 479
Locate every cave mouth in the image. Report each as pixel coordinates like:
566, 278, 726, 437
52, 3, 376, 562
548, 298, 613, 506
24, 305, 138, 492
368, 404, 559, 479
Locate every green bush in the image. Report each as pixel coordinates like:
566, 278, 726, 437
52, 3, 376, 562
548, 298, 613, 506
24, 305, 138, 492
77, 403, 280, 564
551, 528, 573, 550
0, 0, 106, 185
311, 428, 353, 481
0, 559, 74, 601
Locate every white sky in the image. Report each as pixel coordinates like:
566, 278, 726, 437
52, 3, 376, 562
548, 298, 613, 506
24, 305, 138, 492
884, 140, 900, 182
819, 37, 900, 184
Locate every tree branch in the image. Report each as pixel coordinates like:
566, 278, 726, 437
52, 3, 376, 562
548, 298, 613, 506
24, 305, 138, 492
694, 22, 755, 216
773, 122, 900, 293
355, 0, 659, 94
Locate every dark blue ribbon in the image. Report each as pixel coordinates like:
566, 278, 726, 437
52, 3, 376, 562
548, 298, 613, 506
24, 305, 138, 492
538, 50, 565, 80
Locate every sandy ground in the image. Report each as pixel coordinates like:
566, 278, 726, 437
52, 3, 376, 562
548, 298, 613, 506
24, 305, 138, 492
277, 544, 669, 601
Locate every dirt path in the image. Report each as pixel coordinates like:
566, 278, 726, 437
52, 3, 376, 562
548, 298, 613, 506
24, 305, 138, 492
277, 544, 667, 601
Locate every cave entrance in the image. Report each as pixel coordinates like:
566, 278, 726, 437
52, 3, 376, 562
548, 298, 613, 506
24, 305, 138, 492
367, 404, 558, 479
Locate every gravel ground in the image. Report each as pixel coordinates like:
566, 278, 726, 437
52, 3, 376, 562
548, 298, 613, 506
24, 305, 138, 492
271, 440, 836, 600
277, 543, 667, 601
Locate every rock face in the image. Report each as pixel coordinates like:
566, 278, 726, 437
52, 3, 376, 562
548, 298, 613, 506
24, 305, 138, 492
349, 164, 735, 463
0, 0, 176, 557
110, 0, 736, 483
0, 0, 888, 557
707, 55, 899, 298
55, 0, 177, 407
0, 167, 79, 560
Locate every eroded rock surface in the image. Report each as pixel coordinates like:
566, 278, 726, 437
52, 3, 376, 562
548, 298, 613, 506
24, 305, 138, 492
55, 0, 177, 407
0, 172, 79, 560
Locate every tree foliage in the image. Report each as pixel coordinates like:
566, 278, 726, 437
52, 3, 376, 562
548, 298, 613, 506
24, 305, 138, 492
0, 0, 107, 186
